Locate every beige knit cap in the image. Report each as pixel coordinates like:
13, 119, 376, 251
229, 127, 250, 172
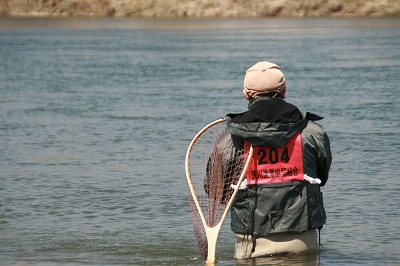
243, 61, 286, 98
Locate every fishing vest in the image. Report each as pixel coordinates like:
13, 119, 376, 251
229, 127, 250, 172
231, 131, 326, 237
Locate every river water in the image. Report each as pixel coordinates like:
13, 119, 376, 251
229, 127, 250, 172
1, 17, 399, 265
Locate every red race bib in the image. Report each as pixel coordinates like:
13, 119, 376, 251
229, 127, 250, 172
244, 132, 304, 184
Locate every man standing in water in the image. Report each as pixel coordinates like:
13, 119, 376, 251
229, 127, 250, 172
225, 61, 332, 259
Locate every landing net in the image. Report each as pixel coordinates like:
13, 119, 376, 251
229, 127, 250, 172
186, 120, 244, 259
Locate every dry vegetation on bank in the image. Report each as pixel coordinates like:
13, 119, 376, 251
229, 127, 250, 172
1, 0, 400, 18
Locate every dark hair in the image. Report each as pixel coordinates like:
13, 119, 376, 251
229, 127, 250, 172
256, 92, 281, 98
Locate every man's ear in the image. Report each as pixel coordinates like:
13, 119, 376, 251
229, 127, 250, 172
280, 87, 286, 99
243, 89, 252, 101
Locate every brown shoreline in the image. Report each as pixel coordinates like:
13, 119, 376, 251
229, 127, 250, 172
1, 0, 400, 18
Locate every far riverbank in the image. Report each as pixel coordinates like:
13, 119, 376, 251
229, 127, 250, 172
1, 0, 400, 18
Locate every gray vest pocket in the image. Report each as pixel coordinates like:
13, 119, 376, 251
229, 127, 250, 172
254, 181, 309, 235
231, 181, 326, 236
